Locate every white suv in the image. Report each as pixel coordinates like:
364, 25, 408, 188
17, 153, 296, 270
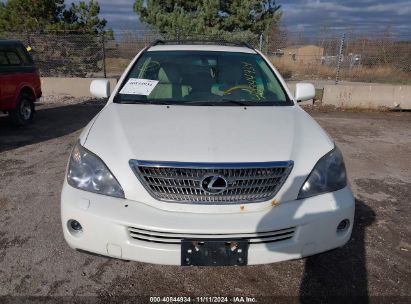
61, 41, 354, 266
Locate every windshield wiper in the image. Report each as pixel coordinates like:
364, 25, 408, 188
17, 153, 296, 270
220, 99, 255, 106
117, 99, 173, 105
118, 99, 259, 106
146, 100, 173, 105
182, 100, 254, 106
118, 100, 147, 104
182, 101, 217, 106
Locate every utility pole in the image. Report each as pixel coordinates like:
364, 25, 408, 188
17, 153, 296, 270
335, 33, 345, 85
102, 34, 107, 78
259, 34, 263, 52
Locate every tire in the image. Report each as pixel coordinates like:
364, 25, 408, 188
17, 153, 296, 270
9, 93, 35, 126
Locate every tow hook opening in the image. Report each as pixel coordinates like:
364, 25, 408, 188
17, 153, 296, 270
68, 219, 83, 236
337, 219, 350, 233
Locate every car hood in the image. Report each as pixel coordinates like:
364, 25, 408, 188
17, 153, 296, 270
84, 103, 334, 206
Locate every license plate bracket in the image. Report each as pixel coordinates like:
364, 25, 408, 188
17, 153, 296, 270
181, 239, 248, 266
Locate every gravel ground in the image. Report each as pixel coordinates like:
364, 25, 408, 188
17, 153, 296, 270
0, 98, 410, 302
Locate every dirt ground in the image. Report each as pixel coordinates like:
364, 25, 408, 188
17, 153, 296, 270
0, 98, 410, 302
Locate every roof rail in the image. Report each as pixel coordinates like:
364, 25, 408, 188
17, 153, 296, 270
149, 39, 253, 49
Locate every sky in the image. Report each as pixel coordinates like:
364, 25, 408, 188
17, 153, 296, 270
67, 0, 411, 38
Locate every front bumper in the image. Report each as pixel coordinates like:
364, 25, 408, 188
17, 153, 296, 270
61, 183, 355, 265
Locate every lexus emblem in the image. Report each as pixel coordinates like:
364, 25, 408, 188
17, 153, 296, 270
200, 174, 228, 194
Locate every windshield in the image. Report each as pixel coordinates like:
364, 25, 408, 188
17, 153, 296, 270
114, 50, 291, 106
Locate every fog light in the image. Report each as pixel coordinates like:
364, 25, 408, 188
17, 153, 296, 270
68, 219, 83, 235
337, 219, 350, 232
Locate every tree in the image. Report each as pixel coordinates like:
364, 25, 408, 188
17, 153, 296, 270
0, 0, 108, 33
133, 0, 282, 39
220, 0, 281, 35
0, 0, 111, 77
59, 0, 107, 33
0, 0, 65, 31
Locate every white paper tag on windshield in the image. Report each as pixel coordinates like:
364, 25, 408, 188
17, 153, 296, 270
119, 78, 159, 95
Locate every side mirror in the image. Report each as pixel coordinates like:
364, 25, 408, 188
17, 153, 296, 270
90, 79, 110, 98
295, 83, 315, 102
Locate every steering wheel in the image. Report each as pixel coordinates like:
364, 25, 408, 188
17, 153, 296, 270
223, 85, 253, 96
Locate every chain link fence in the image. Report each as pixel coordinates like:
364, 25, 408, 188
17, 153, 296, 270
266, 31, 411, 84
103, 30, 262, 77
1, 30, 410, 84
1, 31, 105, 77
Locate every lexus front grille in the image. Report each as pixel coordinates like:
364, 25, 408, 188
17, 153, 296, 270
128, 226, 296, 245
129, 160, 293, 204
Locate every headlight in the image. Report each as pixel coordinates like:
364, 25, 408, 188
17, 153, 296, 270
298, 146, 347, 199
67, 142, 125, 198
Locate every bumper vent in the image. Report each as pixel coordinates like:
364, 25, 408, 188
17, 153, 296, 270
129, 160, 293, 204
128, 227, 296, 245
